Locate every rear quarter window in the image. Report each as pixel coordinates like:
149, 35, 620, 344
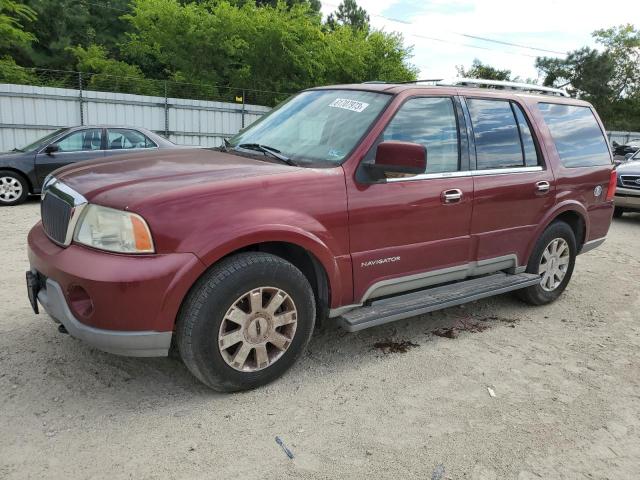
538, 103, 611, 168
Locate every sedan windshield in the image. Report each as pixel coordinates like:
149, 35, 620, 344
228, 90, 391, 165
17, 128, 68, 152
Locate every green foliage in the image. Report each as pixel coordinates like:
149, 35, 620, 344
122, 0, 416, 104
536, 24, 640, 130
0, 55, 36, 83
254, 0, 321, 13
0, 0, 36, 50
0, 0, 417, 105
456, 59, 512, 81
71, 44, 162, 96
326, 0, 370, 32
8, 0, 131, 70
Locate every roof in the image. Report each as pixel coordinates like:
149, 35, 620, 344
311, 82, 591, 106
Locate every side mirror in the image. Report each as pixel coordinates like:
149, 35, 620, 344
364, 141, 426, 180
45, 144, 59, 155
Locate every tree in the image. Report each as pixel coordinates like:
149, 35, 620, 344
0, 0, 36, 83
8, 0, 132, 70
326, 0, 370, 32
456, 59, 512, 81
71, 44, 161, 95
0, 0, 36, 50
122, 0, 416, 104
254, 0, 321, 13
536, 24, 640, 130
593, 24, 640, 98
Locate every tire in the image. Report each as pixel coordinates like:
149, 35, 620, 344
517, 221, 577, 306
0, 170, 29, 206
176, 252, 316, 392
613, 207, 624, 218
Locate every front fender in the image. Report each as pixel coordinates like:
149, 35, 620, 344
194, 211, 352, 308
0, 152, 37, 191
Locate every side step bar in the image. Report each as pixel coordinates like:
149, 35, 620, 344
339, 272, 540, 332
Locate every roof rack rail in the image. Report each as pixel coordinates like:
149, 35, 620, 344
437, 77, 570, 97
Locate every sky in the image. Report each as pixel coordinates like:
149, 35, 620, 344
320, 0, 634, 82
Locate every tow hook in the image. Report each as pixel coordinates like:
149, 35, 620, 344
58, 324, 68, 335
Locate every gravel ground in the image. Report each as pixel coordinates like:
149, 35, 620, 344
1, 199, 639, 479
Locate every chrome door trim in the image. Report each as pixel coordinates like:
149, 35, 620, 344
329, 254, 520, 318
385, 166, 543, 183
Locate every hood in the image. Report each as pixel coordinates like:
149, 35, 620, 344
54, 148, 297, 210
616, 161, 640, 176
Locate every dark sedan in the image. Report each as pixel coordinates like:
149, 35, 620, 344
0, 126, 177, 205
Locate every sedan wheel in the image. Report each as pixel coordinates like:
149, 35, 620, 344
0, 176, 23, 203
0, 172, 28, 206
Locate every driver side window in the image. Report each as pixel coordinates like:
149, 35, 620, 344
365, 97, 460, 174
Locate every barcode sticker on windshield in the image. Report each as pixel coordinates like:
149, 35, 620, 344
329, 98, 369, 113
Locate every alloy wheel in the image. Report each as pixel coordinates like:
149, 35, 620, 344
218, 286, 298, 372
0, 176, 23, 203
539, 237, 570, 292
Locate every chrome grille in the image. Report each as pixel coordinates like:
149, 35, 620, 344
620, 175, 640, 190
41, 192, 73, 244
40, 179, 87, 246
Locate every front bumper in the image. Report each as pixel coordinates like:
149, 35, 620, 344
35, 276, 172, 357
27, 222, 206, 357
615, 187, 640, 210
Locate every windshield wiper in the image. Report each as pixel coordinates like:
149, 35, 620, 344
236, 143, 296, 166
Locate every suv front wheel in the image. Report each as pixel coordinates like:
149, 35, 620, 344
517, 221, 577, 305
176, 252, 316, 392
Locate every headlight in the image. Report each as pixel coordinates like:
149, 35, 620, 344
73, 204, 154, 254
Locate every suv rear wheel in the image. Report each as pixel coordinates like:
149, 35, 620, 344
517, 221, 577, 305
176, 252, 316, 392
0, 170, 28, 206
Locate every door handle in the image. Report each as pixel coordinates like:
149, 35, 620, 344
536, 181, 550, 193
442, 189, 463, 204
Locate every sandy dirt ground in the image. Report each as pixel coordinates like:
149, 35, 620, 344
1, 198, 639, 479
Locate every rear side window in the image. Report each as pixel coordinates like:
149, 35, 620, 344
466, 99, 525, 170
538, 103, 611, 167
107, 129, 156, 150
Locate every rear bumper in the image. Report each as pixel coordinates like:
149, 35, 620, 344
615, 187, 640, 209
37, 276, 172, 357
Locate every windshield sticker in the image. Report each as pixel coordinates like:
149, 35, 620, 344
329, 98, 369, 113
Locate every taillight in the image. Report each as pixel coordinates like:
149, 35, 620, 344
606, 170, 617, 201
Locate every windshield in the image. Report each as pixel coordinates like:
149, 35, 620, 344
228, 89, 391, 165
16, 128, 68, 152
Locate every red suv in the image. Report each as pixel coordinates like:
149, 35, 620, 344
27, 81, 616, 391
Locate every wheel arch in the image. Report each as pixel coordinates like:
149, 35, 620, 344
217, 241, 332, 323
524, 203, 588, 264
194, 226, 348, 321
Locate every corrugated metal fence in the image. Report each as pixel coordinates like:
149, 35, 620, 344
0, 83, 271, 152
